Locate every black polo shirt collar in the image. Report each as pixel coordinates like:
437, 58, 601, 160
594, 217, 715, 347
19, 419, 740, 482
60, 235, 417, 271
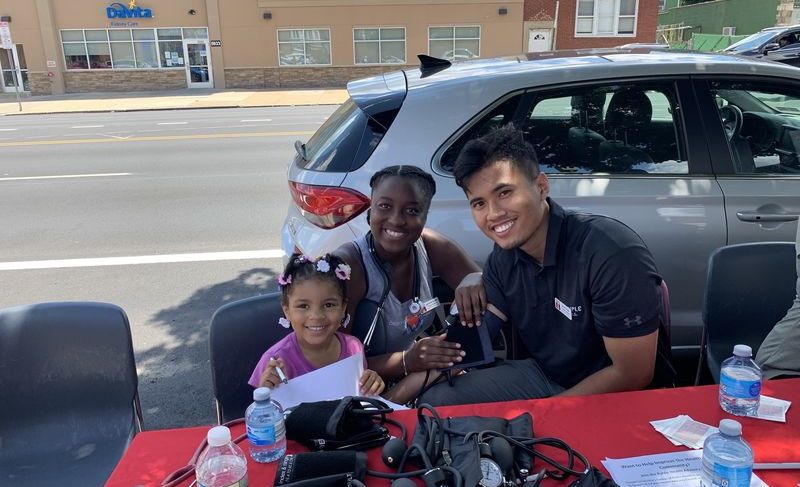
513, 197, 565, 271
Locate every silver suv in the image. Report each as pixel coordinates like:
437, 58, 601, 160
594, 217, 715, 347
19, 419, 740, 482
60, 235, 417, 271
282, 49, 800, 363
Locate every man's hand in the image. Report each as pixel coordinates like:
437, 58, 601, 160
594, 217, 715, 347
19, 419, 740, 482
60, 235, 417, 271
359, 369, 385, 396
454, 271, 486, 327
406, 333, 465, 371
258, 357, 288, 388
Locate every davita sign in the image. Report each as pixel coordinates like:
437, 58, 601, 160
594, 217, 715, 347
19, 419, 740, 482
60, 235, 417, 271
106, 0, 153, 19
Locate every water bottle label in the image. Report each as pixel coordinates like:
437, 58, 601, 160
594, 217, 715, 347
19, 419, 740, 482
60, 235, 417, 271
247, 424, 276, 446
720, 374, 760, 398
705, 464, 752, 487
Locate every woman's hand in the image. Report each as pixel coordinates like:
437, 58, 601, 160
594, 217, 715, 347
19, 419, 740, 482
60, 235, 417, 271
406, 333, 465, 372
454, 271, 486, 327
359, 369, 385, 396
258, 357, 288, 388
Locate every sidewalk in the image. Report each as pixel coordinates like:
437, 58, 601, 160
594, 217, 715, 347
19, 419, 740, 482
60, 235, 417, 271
0, 88, 348, 116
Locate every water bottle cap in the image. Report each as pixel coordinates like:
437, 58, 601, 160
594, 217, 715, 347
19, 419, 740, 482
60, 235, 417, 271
733, 344, 752, 357
719, 419, 742, 437
254, 387, 271, 401
207, 425, 231, 446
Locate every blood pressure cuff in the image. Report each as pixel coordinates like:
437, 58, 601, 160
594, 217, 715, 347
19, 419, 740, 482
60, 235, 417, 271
273, 450, 367, 487
409, 411, 534, 487
285, 397, 390, 451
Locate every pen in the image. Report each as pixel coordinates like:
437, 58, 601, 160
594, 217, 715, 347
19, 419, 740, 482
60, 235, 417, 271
272, 356, 288, 384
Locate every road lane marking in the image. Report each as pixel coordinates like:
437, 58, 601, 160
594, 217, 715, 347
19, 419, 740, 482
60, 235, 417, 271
0, 172, 131, 182
157, 122, 188, 125
0, 131, 314, 147
0, 128, 17, 131
71, 125, 104, 128
241, 119, 273, 122
0, 249, 285, 271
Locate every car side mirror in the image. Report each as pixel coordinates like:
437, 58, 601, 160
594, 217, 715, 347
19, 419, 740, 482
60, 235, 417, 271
764, 42, 781, 53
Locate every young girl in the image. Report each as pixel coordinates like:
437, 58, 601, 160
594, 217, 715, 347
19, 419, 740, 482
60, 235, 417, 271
248, 253, 384, 397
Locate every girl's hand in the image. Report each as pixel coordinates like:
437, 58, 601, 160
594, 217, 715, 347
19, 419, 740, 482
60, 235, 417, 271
258, 357, 288, 388
359, 369, 385, 396
454, 271, 486, 327
406, 333, 464, 372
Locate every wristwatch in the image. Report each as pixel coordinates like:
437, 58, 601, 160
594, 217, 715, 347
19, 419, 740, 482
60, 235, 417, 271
478, 442, 505, 487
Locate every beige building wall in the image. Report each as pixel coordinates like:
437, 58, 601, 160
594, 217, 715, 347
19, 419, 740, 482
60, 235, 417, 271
220, 0, 523, 67
0, 0, 524, 94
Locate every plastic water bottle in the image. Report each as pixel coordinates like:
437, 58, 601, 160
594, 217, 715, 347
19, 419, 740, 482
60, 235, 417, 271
700, 419, 753, 487
245, 387, 286, 463
196, 425, 248, 487
719, 344, 762, 416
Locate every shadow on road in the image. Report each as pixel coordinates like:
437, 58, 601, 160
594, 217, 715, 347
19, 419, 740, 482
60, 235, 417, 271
136, 267, 278, 430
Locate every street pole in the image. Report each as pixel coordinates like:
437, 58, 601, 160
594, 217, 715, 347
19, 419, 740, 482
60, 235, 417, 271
0, 21, 22, 112
9, 48, 22, 112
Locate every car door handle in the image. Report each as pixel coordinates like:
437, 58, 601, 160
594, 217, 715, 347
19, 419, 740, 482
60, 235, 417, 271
736, 211, 800, 223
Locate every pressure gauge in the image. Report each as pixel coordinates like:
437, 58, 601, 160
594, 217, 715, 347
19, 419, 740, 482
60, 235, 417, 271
479, 457, 504, 487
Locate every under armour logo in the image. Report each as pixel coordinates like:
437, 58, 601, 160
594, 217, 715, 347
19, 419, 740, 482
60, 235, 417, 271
623, 315, 643, 327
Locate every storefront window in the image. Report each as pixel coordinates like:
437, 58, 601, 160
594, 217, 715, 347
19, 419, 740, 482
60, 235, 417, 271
278, 28, 331, 66
134, 42, 158, 68
63, 43, 89, 70
182, 28, 208, 39
60, 28, 207, 70
354, 27, 405, 64
87, 43, 112, 69
428, 26, 480, 61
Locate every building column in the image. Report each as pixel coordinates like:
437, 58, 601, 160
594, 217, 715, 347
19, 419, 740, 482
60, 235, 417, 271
205, 0, 225, 89
34, 0, 64, 95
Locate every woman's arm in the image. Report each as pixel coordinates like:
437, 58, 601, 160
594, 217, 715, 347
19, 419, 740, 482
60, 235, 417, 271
332, 242, 367, 334
422, 229, 486, 326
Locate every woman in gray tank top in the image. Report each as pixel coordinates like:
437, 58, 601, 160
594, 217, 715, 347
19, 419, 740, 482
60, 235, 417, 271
334, 165, 485, 404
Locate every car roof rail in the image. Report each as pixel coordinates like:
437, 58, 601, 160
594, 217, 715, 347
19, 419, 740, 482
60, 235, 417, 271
418, 54, 451, 78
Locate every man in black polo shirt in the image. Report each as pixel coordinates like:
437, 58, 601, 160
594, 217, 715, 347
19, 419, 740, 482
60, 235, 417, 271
420, 125, 673, 405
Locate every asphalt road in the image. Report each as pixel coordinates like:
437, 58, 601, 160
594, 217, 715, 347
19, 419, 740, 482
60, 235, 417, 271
0, 106, 337, 429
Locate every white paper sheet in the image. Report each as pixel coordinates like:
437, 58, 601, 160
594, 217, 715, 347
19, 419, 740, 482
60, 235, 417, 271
602, 450, 767, 487
270, 352, 364, 409
268, 352, 408, 410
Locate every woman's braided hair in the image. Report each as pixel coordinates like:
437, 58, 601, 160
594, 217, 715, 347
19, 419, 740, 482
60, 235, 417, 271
369, 165, 437, 212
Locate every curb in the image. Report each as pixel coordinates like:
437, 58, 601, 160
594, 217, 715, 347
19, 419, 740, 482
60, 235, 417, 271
0, 101, 345, 117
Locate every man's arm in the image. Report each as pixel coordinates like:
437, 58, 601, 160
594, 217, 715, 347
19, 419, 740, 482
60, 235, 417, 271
559, 326, 658, 396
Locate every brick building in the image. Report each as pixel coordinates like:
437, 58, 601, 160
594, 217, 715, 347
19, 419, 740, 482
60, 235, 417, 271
524, 0, 660, 51
0, 0, 658, 95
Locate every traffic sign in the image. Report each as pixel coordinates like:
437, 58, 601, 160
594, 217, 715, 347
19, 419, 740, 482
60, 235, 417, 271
0, 21, 12, 49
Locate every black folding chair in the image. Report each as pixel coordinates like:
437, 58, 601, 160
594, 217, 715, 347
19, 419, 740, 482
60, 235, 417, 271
697, 242, 797, 384
0, 302, 142, 487
209, 292, 290, 423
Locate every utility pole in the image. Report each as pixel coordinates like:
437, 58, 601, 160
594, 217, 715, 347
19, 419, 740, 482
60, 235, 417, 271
0, 21, 22, 112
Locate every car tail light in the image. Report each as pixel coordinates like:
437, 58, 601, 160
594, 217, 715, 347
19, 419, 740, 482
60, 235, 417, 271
288, 181, 370, 229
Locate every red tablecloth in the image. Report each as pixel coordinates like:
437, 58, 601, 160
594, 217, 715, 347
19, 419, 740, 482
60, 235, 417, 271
106, 379, 800, 486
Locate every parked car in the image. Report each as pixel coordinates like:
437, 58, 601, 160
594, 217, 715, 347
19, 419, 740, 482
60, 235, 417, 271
723, 25, 800, 67
282, 49, 800, 368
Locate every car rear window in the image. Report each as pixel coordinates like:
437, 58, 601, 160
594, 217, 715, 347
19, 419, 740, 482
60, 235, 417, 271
297, 98, 394, 172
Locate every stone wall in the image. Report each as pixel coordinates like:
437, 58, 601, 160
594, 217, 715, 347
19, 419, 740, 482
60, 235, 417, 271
27, 72, 53, 96
63, 70, 186, 93
224, 65, 412, 89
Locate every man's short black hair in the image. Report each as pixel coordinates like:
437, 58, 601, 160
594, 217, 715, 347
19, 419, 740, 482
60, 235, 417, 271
453, 124, 541, 189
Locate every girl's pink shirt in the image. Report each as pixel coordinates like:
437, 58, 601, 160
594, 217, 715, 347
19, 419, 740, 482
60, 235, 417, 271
248, 331, 367, 387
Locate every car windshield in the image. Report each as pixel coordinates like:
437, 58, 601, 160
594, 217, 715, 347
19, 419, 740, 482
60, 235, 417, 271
752, 92, 800, 115
724, 31, 776, 52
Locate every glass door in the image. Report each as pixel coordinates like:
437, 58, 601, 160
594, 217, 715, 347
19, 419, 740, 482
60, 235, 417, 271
182, 40, 212, 88
1, 44, 28, 93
